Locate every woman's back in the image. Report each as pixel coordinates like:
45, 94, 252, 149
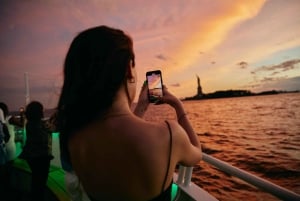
57, 25, 202, 201
69, 115, 176, 201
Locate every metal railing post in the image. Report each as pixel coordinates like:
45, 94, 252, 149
176, 165, 194, 187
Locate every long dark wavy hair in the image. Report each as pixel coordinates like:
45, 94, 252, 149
56, 25, 135, 166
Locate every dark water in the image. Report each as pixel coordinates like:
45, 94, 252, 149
143, 93, 300, 201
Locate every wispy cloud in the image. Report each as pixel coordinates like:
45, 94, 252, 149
243, 59, 300, 92
237, 61, 248, 69
155, 54, 168, 61
253, 59, 300, 73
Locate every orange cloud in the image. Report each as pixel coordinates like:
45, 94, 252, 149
132, 1, 267, 98
165, 1, 267, 76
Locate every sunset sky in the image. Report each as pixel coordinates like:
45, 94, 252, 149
1, 0, 300, 111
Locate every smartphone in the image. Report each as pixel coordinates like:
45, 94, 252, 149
146, 70, 163, 103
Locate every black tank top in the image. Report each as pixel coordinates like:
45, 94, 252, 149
148, 120, 173, 201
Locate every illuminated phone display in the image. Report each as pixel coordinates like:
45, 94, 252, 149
146, 70, 163, 103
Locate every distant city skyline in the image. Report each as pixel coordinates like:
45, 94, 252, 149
1, 0, 300, 110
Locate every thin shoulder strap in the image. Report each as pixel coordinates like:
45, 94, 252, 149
161, 120, 173, 192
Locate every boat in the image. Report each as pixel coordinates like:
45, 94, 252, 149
6, 131, 300, 201
6, 73, 300, 201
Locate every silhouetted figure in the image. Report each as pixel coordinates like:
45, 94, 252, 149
20, 101, 53, 201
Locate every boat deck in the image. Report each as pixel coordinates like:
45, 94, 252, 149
4, 158, 219, 201
3, 158, 69, 201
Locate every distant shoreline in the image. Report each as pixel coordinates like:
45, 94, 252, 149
183, 89, 300, 101
9, 90, 299, 116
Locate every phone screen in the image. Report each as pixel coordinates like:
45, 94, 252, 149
146, 70, 163, 103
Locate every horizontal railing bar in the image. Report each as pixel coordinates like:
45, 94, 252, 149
202, 153, 300, 201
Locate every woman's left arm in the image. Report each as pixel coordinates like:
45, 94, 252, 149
133, 81, 150, 118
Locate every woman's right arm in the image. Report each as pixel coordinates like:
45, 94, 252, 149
161, 86, 202, 165
134, 83, 202, 165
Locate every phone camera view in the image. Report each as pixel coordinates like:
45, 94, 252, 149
147, 72, 163, 103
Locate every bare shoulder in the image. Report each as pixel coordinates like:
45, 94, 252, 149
135, 119, 186, 142
163, 120, 186, 139
130, 117, 168, 135
164, 120, 202, 166
163, 120, 189, 146
142, 120, 189, 149
129, 119, 173, 150
140, 120, 169, 140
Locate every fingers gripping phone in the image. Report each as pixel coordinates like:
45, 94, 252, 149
146, 70, 164, 103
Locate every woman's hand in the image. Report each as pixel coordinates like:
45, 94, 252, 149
160, 85, 182, 108
133, 81, 150, 117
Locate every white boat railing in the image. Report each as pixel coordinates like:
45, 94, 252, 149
202, 153, 300, 201
175, 166, 218, 201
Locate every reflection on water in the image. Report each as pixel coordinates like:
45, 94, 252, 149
143, 93, 300, 201
15, 93, 299, 200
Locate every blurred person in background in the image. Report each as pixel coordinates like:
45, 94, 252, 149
0, 102, 17, 162
20, 101, 54, 201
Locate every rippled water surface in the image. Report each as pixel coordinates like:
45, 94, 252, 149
143, 93, 300, 201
